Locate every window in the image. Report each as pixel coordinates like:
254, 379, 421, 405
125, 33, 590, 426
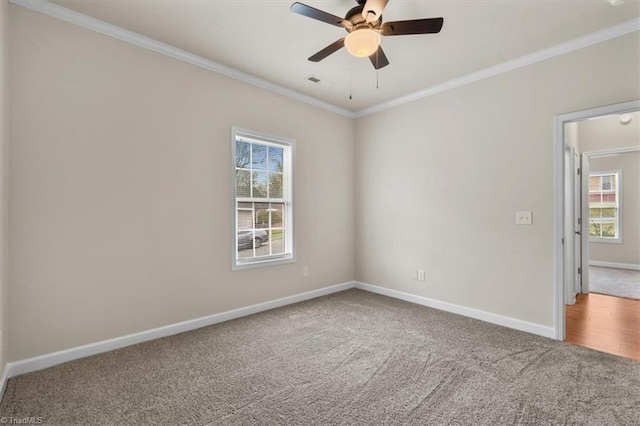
588, 171, 621, 242
232, 128, 294, 269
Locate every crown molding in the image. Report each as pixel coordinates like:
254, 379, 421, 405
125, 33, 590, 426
354, 18, 640, 118
10, 0, 356, 119
10, 1, 639, 120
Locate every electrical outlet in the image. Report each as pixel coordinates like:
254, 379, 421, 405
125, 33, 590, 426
303, 266, 309, 278
516, 211, 533, 225
417, 270, 425, 281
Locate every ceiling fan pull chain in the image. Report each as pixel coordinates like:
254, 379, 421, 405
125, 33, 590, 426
349, 63, 353, 100
376, 50, 379, 89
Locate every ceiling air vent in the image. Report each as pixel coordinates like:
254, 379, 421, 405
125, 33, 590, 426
305, 75, 333, 87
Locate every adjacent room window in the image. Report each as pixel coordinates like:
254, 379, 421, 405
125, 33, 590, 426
588, 171, 621, 242
232, 128, 294, 269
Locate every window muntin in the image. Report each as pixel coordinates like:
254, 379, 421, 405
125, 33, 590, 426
588, 171, 621, 242
233, 129, 293, 268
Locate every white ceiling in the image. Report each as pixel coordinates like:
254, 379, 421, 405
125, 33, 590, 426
47, 0, 640, 112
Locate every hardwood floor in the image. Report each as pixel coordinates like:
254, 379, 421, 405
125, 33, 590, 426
566, 293, 640, 360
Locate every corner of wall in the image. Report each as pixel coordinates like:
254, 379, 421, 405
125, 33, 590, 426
350, 117, 358, 283
1, 0, 10, 382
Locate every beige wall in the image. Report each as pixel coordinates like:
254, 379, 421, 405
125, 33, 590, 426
0, 0, 8, 370
8, 6, 355, 361
588, 152, 640, 265
355, 33, 639, 327
578, 111, 639, 153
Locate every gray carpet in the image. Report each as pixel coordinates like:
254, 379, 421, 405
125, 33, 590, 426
1, 289, 639, 425
590, 266, 640, 299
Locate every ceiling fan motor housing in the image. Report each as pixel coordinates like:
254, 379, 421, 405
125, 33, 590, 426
345, 5, 381, 32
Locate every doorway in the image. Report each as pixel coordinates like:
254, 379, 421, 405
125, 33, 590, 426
554, 100, 640, 340
554, 102, 640, 360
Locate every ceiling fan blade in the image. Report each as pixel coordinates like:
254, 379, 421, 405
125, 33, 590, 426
362, 0, 389, 23
369, 46, 389, 70
290, 2, 347, 28
308, 38, 345, 62
380, 18, 444, 36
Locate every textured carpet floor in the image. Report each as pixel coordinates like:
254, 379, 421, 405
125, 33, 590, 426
590, 266, 640, 299
1, 289, 639, 425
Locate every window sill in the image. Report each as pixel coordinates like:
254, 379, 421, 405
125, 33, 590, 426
589, 238, 622, 244
232, 254, 295, 271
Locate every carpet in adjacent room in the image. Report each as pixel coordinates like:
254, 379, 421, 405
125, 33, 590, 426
589, 266, 640, 299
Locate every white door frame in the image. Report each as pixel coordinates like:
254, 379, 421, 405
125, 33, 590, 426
553, 100, 639, 341
563, 145, 580, 306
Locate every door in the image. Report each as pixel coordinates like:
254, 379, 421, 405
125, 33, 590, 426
573, 150, 582, 294
564, 146, 582, 304
564, 146, 575, 304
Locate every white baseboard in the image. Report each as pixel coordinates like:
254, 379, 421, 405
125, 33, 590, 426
0, 364, 8, 403
1, 281, 356, 387
589, 261, 640, 271
355, 282, 556, 339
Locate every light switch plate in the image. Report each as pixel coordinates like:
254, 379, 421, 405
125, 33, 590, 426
516, 211, 533, 225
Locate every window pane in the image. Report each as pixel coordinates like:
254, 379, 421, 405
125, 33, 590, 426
589, 194, 602, 204
589, 208, 601, 218
252, 143, 268, 170
238, 249, 253, 259
601, 175, 612, 191
236, 170, 250, 198
602, 208, 616, 218
254, 229, 269, 255
602, 223, 616, 237
589, 176, 600, 192
269, 172, 283, 198
269, 146, 283, 172
271, 229, 285, 255
589, 223, 600, 237
237, 230, 254, 259
252, 171, 268, 198
235, 141, 251, 169
254, 203, 269, 229
237, 209, 252, 229
270, 203, 284, 228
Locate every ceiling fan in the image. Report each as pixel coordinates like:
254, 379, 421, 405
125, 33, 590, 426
290, 0, 444, 70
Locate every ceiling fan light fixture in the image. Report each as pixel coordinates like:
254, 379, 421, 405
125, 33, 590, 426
344, 29, 381, 57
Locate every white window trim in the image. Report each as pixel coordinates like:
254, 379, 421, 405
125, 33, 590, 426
589, 169, 622, 244
231, 126, 295, 270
